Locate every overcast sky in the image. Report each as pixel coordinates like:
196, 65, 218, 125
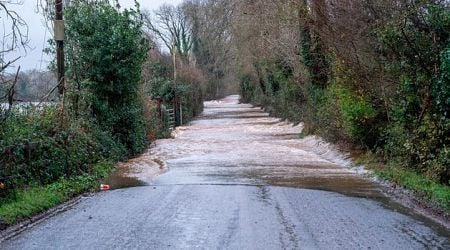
2, 0, 183, 72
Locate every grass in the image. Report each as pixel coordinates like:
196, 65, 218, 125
374, 167, 450, 212
0, 161, 114, 225
355, 152, 450, 213
0, 185, 66, 224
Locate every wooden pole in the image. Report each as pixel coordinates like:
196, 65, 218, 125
55, 0, 65, 95
172, 40, 179, 125
180, 101, 183, 125
172, 40, 177, 81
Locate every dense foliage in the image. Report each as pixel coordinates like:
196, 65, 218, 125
65, 1, 149, 155
0, 1, 154, 201
0, 107, 126, 199
141, 49, 204, 127
233, 0, 450, 185
1, 0, 209, 204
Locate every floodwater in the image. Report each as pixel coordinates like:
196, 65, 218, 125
150, 95, 379, 198
0, 102, 54, 111
3, 95, 449, 249
107, 95, 449, 237
103, 151, 166, 189
109, 95, 376, 196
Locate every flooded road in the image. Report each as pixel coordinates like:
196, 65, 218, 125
151, 95, 379, 197
1, 95, 449, 249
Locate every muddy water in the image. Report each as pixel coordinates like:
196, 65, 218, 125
150, 95, 380, 198
108, 95, 449, 236
103, 151, 166, 189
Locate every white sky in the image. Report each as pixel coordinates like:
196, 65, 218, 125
1, 0, 183, 72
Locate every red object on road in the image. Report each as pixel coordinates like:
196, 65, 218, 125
100, 184, 110, 191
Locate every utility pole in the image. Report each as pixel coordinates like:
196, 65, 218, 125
172, 40, 177, 81
172, 40, 183, 125
55, 0, 65, 95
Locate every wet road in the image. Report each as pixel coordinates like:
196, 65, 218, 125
2, 95, 449, 249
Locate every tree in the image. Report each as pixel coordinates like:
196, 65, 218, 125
0, 0, 28, 56
0, 0, 29, 108
184, 0, 237, 99
229, 0, 450, 183
143, 4, 192, 63
65, 0, 149, 155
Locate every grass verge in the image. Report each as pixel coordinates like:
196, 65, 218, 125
374, 167, 450, 212
355, 153, 450, 213
0, 161, 114, 227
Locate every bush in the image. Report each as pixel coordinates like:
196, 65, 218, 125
142, 50, 204, 126
325, 83, 376, 142
0, 161, 115, 225
384, 113, 450, 184
239, 74, 255, 103
379, 13, 450, 184
0, 108, 127, 199
143, 99, 170, 140
239, 62, 306, 123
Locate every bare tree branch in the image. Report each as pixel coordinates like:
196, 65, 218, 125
143, 4, 193, 62
0, 0, 29, 54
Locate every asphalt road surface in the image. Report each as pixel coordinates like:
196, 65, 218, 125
2, 95, 449, 249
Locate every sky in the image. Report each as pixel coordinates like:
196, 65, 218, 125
1, 0, 183, 72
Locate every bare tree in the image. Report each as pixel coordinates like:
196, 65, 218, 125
0, 0, 28, 73
143, 4, 193, 63
0, 0, 28, 54
184, 0, 237, 98
0, 0, 29, 107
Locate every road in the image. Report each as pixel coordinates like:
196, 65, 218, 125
2, 95, 449, 249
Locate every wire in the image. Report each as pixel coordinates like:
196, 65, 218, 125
39, 24, 47, 71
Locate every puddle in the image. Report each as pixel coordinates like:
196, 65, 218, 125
102, 165, 147, 189
102, 153, 167, 190
265, 176, 380, 197
378, 196, 450, 239
174, 163, 382, 198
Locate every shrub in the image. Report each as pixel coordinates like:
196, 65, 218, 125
142, 50, 204, 127
0, 108, 126, 199
65, 2, 149, 155
239, 74, 255, 103
330, 83, 377, 140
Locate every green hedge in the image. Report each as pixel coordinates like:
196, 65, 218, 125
0, 108, 126, 200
